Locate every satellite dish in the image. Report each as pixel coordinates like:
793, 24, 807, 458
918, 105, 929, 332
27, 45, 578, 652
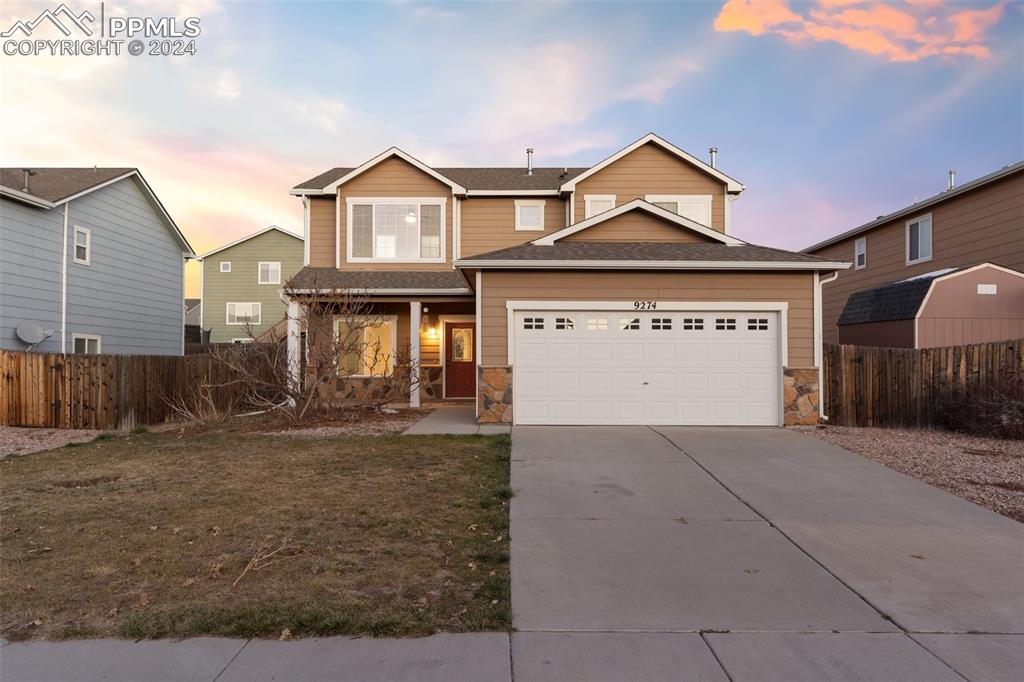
16, 323, 47, 345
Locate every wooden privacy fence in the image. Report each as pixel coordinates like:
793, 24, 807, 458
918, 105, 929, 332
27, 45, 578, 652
0, 350, 259, 430
823, 339, 1023, 428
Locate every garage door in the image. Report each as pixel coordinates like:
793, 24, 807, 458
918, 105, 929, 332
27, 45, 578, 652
513, 310, 781, 425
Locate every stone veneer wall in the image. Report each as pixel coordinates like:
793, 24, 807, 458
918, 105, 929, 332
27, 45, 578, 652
478, 365, 513, 423
419, 366, 444, 401
783, 367, 820, 426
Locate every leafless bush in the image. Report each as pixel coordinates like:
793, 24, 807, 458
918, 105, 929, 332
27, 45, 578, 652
207, 274, 417, 423
165, 382, 238, 427
934, 368, 1024, 440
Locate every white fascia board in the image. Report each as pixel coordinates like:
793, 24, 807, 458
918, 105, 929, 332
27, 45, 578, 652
197, 225, 303, 260
289, 188, 325, 196
0, 186, 55, 208
465, 189, 560, 197
286, 287, 472, 296
558, 133, 745, 194
454, 259, 851, 270
532, 199, 743, 246
321, 147, 467, 195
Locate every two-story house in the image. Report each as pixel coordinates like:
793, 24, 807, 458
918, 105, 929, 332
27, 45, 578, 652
0, 168, 194, 355
197, 225, 304, 343
287, 134, 848, 426
805, 162, 1024, 348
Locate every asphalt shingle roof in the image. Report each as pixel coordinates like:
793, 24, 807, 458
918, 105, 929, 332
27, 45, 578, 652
0, 168, 135, 203
293, 167, 588, 192
837, 273, 945, 325
457, 242, 834, 264
289, 267, 471, 292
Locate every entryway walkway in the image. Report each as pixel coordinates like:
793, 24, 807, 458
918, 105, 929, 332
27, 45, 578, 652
402, 404, 510, 436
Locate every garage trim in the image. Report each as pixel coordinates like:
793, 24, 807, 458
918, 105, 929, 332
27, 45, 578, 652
505, 299, 789, 366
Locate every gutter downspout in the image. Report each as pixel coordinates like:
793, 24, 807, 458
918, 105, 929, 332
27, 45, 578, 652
60, 203, 69, 354
816, 269, 840, 421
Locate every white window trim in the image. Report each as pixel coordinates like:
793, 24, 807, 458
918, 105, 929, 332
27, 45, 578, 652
905, 213, 933, 266
258, 261, 281, 285
345, 197, 447, 264
514, 199, 546, 231
220, 261, 231, 273
231, 337, 254, 344
226, 302, 262, 326
73, 225, 91, 265
644, 195, 713, 225
71, 333, 101, 354
334, 315, 399, 377
584, 195, 616, 219
854, 237, 867, 270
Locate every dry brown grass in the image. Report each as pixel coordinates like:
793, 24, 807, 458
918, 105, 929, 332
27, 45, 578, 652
0, 430, 510, 641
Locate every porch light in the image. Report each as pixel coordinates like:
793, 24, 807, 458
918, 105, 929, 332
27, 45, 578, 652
427, 326, 438, 339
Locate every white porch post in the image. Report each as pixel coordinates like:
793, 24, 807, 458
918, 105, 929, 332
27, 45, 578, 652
409, 301, 421, 408
286, 299, 301, 395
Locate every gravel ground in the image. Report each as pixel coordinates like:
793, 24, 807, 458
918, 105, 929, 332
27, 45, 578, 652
0, 426, 103, 459
805, 426, 1024, 523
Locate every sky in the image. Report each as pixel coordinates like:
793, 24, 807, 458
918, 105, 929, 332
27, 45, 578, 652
1, 0, 1022, 297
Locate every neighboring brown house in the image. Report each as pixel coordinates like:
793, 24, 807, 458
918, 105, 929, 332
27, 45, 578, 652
287, 133, 848, 426
836, 263, 1024, 348
805, 162, 1024, 345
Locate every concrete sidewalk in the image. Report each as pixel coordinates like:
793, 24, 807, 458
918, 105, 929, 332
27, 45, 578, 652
402, 404, 510, 435
0, 633, 512, 682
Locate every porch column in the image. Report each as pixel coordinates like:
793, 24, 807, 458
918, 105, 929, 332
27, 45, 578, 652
286, 299, 301, 394
409, 301, 421, 408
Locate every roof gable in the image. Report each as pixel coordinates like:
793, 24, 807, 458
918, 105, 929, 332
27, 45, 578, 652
558, 133, 745, 194
319, 147, 466, 195
198, 225, 303, 260
533, 200, 743, 246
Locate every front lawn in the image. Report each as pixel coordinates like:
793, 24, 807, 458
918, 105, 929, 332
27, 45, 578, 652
0, 430, 511, 640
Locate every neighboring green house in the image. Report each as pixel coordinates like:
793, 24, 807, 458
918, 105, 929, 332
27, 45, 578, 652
199, 226, 304, 343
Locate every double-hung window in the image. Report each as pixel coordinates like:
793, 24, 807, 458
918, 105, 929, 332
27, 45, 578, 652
226, 302, 261, 325
348, 198, 445, 262
258, 261, 281, 284
584, 195, 615, 219
73, 226, 91, 265
645, 195, 713, 226
515, 200, 545, 231
906, 214, 932, 265
854, 237, 867, 270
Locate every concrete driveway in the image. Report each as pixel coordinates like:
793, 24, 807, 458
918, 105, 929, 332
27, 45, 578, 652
510, 426, 1024, 681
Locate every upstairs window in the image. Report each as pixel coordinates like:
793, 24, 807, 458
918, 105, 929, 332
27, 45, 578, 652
219, 261, 231, 273
854, 237, 867, 270
73, 226, 91, 265
645, 195, 712, 226
349, 199, 444, 261
584, 195, 615, 219
906, 214, 932, 265
515, 200, 545, 231
258, 261, 281, 284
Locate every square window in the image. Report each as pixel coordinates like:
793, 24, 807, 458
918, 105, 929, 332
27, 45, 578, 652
72, 335, 100, 354
555, 317, 575, 330
523, 317, 544, 330
747, 318, 769, 331
651, 317, 672, 330
220, 261, 231, 272
619, 317, 640, 331
336, 318, 396, 376
515, 201, 545, 231
587, 318, 608, 331
258, 261, 281, 284
715, 318, 736, 331
682, 318, 704, 331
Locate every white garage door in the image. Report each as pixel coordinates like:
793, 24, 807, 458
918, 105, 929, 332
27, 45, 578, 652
513, 310, 781, 426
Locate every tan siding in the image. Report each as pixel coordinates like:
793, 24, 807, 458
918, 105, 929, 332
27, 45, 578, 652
563, 210, 714, 242
574, 143, 728, 231
814, 172, 1024, 343
480, 271, 815, 367
460, 197, 567, 257
917, 266, 1024, 347
336, 157, 454, 270
308, 197, 336, 267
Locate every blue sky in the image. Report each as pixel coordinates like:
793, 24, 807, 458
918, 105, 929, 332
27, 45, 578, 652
1, 0, 1021, 295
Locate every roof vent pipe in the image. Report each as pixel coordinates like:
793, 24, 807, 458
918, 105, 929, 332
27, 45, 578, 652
709, 147, 718, 169
526, 148, 534, 176
947, 169, 955, 191
22, 168, 35, 193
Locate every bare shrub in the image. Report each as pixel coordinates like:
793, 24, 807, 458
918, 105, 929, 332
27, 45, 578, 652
165, 382, 237, 427
207, 274, 417, 423
934, 367, 1024, 440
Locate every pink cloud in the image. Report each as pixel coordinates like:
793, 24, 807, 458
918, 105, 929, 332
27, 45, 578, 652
714, 0, 1007, 62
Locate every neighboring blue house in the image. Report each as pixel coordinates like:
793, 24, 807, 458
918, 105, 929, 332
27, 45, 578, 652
0, 168, 194, 355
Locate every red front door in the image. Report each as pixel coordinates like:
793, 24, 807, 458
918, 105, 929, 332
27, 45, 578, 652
445, 322, 475, 398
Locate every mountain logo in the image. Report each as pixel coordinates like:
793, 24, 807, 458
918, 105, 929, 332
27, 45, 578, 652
2, 3, 95, 38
